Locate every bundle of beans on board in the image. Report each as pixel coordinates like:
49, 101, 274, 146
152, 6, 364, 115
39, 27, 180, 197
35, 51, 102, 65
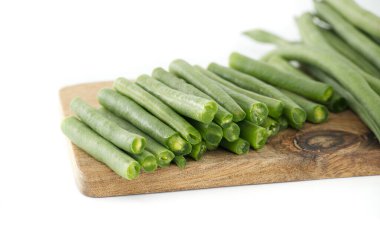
61, 0, 380, 180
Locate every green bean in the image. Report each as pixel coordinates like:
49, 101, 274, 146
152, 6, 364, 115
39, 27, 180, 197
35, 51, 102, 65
304, 65, 380, 140
114, 77, 201, 145
229, 52, 333, 103
61, 117, 140, 180
136, 74, 218, 124
187, 119, 223, 145
205, 141, 219, 151
196, 65, 284, 119
220, 138, 250, 155
98, 107, 175, 167
243, 29, 296, 47
319, 28, 380, 78
266, 56, 309, 78
152, 67, 233, 127
195, 66, 269, 125
276, 116, 288, 130
222, 122, 240, 142
296, 12, 380, 78
280, 89, 329, 124
173, 156, 186, 169
71, 98, 146, 154
249, 28, 380, 96
189, 141, 207, 161
238, 120, 268, 150
261, 117, 281, 137
169, 59, 246, 122
130, 150, 157, 173
207, 63, 306, 129
270, 44, 380, 138
324, 0, 380, 39
315, 1, 380, 70
97, 88, 191, 156
98, 108, 157, 172
266, 55, 347, 113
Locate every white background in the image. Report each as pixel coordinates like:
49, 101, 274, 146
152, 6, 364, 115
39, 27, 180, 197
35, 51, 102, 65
1, 0, 380, 251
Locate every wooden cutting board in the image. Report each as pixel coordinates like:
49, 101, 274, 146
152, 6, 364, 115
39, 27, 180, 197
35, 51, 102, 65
60, 81, 380, 197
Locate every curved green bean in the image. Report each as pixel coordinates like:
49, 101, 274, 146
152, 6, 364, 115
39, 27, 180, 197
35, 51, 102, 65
319, 28, 380, 78
315, 1, 380, 69
270, 44, 380, 138
325, 0, 380, 39
304, 65, 380, 140
229, 52, 333, 103
249, 28, 380, 95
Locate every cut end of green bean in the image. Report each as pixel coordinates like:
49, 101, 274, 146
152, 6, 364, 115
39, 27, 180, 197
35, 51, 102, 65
205, 132, 223, 145
141, 156, 158, 173
218, 113, 234, 127
277, 116, 289, 130
322, 86, 334, 103
188, 132, 201, 145
189, 142, 207, 161
253, 128, 268, 150
157, 150, 175, 168
131, 137, 146, 154
220, 138, 250, 155
167, 135, 192, 155
328, 96, 348, 113
266, 123, 279, 137
125, 162, 141, 180
203, 123, 223, 145
222, 122, 240, 142
232, 110, 246, 123
205, 141, 219, 151
291, 107, 307, 125
173, 156, 187, 169
250, 103, 269, 125
238, 120, 268, 150
261, 117, 280, 137
311, 105, 329, 124
200, 101, 219, 124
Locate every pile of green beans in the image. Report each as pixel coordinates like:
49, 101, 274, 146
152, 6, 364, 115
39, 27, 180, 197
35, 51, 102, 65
61, 0, 380, 180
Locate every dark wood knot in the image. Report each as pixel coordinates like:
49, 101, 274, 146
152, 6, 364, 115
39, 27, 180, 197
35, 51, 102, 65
294, 130, 361, 153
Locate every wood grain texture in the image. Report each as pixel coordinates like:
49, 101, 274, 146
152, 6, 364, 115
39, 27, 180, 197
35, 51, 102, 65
59, 81, 380, 197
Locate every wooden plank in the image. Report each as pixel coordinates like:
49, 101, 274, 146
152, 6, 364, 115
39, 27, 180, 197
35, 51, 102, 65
59, 81, 380, 197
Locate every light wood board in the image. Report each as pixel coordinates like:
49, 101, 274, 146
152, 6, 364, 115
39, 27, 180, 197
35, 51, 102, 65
59, 81, 380, 197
